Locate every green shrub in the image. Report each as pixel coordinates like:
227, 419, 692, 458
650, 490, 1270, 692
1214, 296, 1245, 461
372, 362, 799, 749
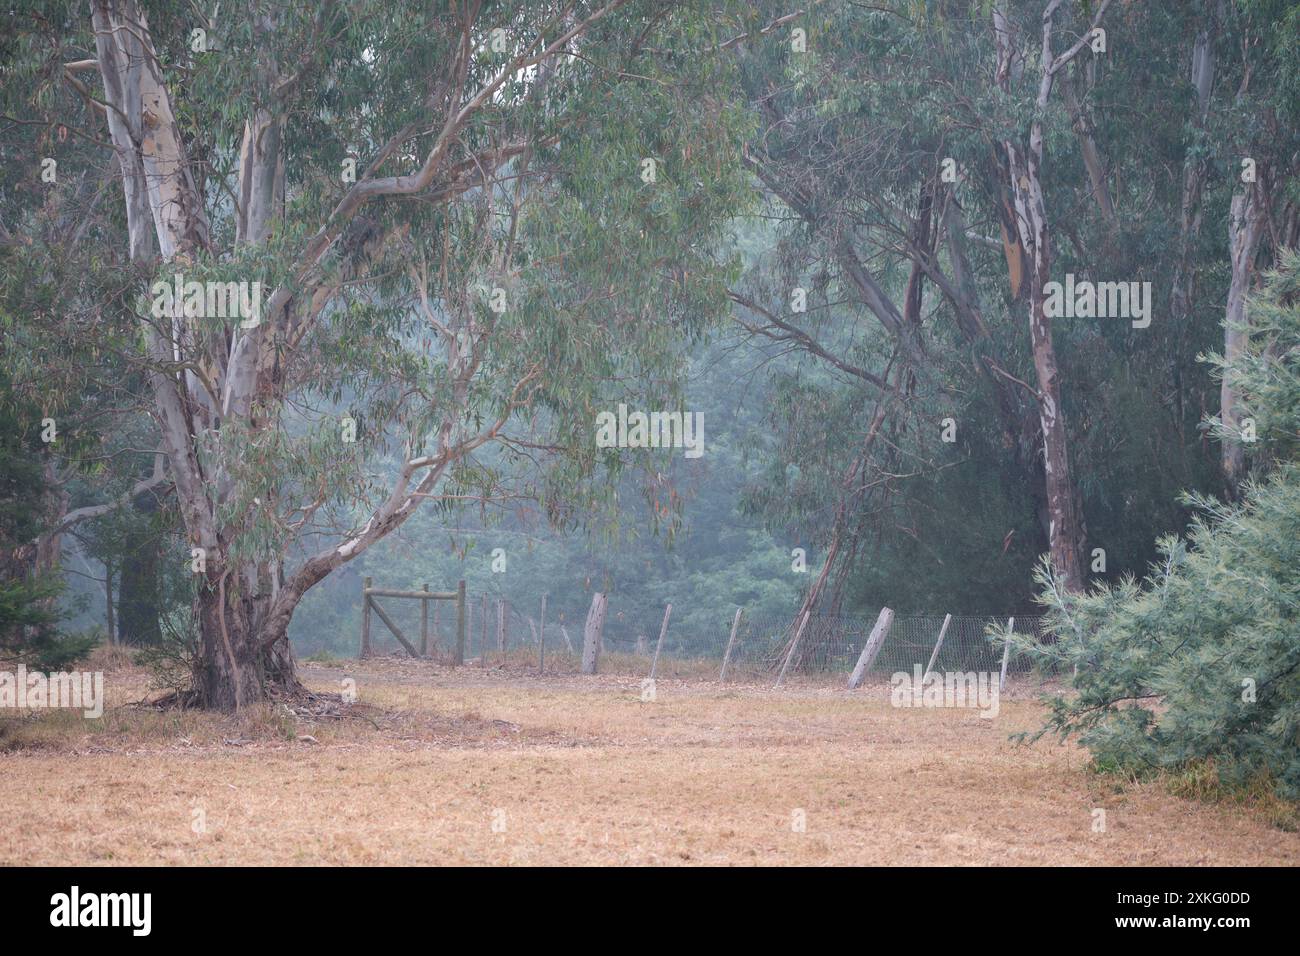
1012, 252, 1300, 800
0, 575, 96, 671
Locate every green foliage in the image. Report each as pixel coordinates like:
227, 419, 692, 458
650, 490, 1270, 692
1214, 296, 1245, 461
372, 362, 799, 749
0, 568, 95, 671
0, 368, 92, 669
1209, 249, 1300, 461
1017, 254, 1300, 799
720, 0, 1240, 613
0, 375, 46, 548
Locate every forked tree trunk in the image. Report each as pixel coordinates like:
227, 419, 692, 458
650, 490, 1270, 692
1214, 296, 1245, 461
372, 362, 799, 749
89, 0, 581, 708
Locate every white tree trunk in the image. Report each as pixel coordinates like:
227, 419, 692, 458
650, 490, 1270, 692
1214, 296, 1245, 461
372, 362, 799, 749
1222, 187, 1265, 494
992, 0, 1108, 593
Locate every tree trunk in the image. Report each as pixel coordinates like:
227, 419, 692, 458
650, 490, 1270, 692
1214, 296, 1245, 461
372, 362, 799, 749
1170, 10, 1218, 338
195, 562, 301, 710
1026, 263, 1085, 592
117, 492, 163, 646
993, 0, 1095, 593
1221, 186, 1265, 495
1002, 149, 1085, 593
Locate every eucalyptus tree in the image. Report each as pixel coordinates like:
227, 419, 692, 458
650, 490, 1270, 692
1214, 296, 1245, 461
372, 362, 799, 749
1018, 250, 1300, 799
1206, 0, 1300, 495
3, 0, 750, 708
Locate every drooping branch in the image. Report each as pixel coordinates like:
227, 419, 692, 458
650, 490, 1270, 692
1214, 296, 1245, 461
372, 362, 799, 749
42, 453, 170, 540
727, 290, 889, 390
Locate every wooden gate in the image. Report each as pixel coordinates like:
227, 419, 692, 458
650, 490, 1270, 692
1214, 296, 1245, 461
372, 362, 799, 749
359, 577, 467, 663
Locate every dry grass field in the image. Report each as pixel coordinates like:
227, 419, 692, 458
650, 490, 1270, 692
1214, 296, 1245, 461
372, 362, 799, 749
1, 650, 1297, 866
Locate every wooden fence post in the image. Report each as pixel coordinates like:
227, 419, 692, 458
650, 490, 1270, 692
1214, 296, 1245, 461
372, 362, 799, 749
420, 584, 430, 657
497, 598, 506, 661
480, 594, 488, 667
923, 613, 952, 683
454, 579, 466, 665
560, 625, 574, 654
581, 593, 606, 675
360, 576, 372, 659
648, 603, 673, 680
848, 607, 895, 689
719, 607, 743, 681
775, 608, 812, 688
999, 616, 1015, 691
537, 594, 547, 675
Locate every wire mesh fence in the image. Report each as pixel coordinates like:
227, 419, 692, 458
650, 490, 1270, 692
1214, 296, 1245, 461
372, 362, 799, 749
359, 588, 1049, 687
712, 612, 1050, 684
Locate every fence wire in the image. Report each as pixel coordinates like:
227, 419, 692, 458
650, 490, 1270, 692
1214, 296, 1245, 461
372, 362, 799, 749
713, 612, 1048, 683
360, 591, 1048, 685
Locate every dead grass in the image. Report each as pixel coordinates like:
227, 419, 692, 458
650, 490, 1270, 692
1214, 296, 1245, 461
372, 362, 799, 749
0, 654, 1296, 865
1162, 759, 1300, 832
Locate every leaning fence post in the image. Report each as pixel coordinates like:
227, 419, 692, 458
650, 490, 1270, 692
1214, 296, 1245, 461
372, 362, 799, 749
648, 603, 673, 680
454, 579, 466, 665
999, 616, 1015, 691
360, 577, 373, 658
848, 607, 895, 689
775, 608, 812, 688
537, 594, 547, 674
923, 613, 952, 683
719, 607, 743, 682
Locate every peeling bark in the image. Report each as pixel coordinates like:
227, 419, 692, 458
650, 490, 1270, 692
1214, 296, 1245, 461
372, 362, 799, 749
991, 0, 1107, 593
